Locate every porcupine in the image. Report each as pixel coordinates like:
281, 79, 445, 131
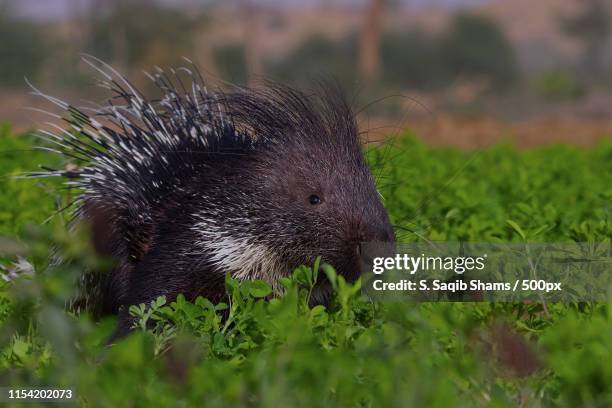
28, 56, 395, 336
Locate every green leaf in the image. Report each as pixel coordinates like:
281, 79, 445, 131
506, 219, 527, 240
12, 337, 29, 361
249, 280, 272, 298
322, 264, 338, 291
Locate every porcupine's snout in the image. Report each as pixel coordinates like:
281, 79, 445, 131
360, 215, 395, 244
355, 190, 395, 244
342, 200, 395, 277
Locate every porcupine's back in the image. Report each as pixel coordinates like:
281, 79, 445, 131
29, 57, 261, 316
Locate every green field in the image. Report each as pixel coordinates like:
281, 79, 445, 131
0, 124, 611, 407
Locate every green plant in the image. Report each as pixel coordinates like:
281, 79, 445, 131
0, 126, 611, 406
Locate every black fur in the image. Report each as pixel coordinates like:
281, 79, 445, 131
29, 57, 394, 336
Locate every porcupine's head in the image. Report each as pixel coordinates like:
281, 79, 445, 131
192, 83, 395, 303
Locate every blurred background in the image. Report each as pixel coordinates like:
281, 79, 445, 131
2, 0, 612, 147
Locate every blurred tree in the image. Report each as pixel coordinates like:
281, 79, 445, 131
240, 0, 263, 86
560, 0, 611, 83
0, 2, 50, 87
86, 0, 204, 75
214, 43, 248, 85
439, 13, 519, 91
359, 0, 385, 81
380, 30, 447, 90
533, 69, 585, 100
65, 0, 88, 52
266, 34, 358, 88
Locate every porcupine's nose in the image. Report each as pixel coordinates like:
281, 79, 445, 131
348, 197, 395, 261
359, 213, 395, 243
354, 217, 395, 278
354, 214, 395, 258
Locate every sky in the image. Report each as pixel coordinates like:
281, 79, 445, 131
12, 0, 494, 21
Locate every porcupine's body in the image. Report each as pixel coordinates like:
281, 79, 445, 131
30, 57, 394, 336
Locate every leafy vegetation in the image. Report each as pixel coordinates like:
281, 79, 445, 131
0, 124, 611, 406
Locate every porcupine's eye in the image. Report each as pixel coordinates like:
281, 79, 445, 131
308, 194, 322, 205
